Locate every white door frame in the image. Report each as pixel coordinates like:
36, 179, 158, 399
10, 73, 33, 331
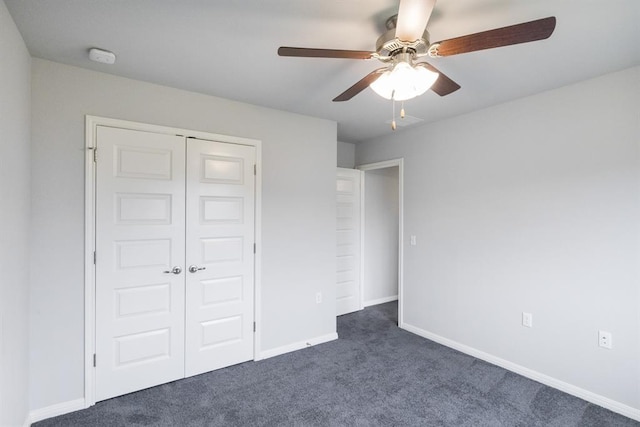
357, 158, 404, 327
84, 115, 262, 407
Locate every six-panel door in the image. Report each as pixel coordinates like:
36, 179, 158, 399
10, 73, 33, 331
95, 126, 255, 401
185, 139, 255, 376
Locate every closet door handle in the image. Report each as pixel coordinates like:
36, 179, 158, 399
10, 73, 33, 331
163, 266, 182, 275
188, 265, 206, 273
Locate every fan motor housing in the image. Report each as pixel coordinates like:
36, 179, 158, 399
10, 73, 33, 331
375, 28, 430, 58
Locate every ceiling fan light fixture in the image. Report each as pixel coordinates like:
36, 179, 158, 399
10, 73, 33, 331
370, 61, 438, 101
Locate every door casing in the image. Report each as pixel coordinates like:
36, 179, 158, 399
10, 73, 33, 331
84, 115, 262, 407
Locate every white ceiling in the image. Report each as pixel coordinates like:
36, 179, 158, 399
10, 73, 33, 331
5, 0, 640, 143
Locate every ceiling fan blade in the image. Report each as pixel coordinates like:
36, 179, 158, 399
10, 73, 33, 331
417, 63, 461, 96
432, 16, 556, 57
278, 47, 374, 59
333, 69, 386, 102
395, 0, 436, 41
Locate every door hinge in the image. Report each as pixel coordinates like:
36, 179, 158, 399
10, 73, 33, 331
253, 243, 256, 254
93, 148, 97, 162
254, 164, 256, 176
93, 251, 96, 264
93, 353, 96, 367
253, 322, 256, 332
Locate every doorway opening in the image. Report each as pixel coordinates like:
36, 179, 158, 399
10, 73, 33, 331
358, 159, 404, 326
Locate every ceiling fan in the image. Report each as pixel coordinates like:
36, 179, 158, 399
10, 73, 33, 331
278, 0, 556, 105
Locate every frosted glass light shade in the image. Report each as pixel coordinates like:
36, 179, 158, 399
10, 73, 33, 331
370, 62, 439, 101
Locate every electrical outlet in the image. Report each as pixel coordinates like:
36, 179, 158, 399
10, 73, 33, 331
598, 330, 612, 349
410, 235, 417, 246
522, 312, 533, 328
316, 292, 322, 304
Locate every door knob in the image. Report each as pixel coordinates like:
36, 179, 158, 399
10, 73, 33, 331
163, 266, 182, 275
188, 265, 206, 273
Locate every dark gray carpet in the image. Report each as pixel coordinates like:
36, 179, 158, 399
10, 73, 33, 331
35, 302, 638, 426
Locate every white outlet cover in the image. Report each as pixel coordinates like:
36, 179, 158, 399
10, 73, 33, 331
598, 330, 612, 349
522, 312, 533, 328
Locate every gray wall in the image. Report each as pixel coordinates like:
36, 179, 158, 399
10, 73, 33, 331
0, 1, 31, 425
30, 59, 337, 411
356, 67, 640, 411
337, 141, 356, 168
363, 167, 399, 305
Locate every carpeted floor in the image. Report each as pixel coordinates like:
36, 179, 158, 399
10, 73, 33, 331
35, 302, 638, 426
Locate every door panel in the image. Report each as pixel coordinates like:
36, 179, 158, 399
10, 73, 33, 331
185, 139, 255, 377
336, 168, 362, 316
95, 126, 186, 401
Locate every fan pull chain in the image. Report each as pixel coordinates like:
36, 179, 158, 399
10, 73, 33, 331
390, 98, 406, 131
391, 91, 397, 131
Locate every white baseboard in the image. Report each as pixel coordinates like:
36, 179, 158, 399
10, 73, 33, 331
22, 413, 30, 427
257, 332, 338, 360
401, 323, 640, 422
26, 398, 85, 425
363, 295, 398, 307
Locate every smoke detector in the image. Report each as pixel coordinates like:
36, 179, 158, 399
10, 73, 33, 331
89, 48, 116, 65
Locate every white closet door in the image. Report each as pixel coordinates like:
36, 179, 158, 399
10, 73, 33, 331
336, 168, 362, 316
184, 139, 255, 377
95, 126, 186, 401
